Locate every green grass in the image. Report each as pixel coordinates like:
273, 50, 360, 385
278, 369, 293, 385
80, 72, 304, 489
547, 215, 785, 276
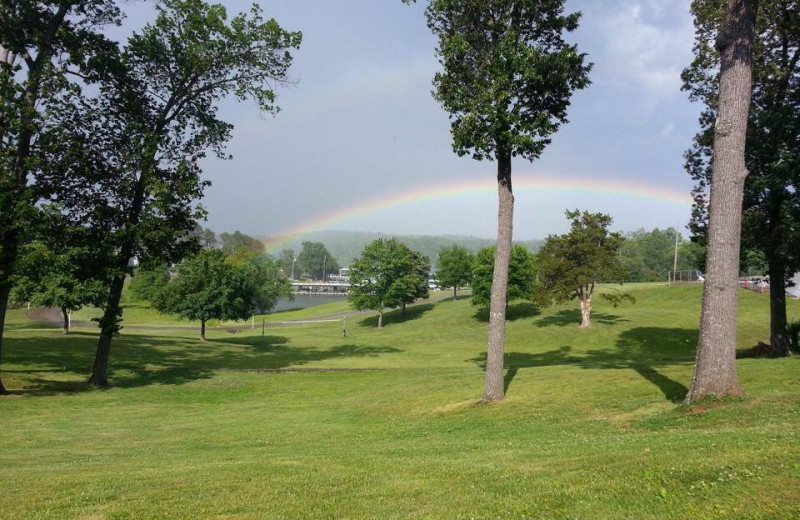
1, 284, 799, 519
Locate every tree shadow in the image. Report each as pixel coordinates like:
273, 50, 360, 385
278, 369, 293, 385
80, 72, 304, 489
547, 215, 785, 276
2, 331, 401, 396
471, 327, 695, 402
534, 309, 627, 328
472, 301, 541, 323
359, 303, 435, 327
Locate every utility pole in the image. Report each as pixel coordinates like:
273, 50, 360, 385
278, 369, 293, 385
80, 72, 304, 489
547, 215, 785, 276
322, 254, 327, 282
291, 257, 296, 280
673, 225, 680, 281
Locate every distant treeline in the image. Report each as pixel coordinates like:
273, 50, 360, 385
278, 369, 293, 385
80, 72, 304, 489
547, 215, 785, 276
204, 227, 719, 284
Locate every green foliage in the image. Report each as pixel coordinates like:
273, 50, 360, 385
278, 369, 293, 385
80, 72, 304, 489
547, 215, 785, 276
129, 264, 170, 302
220, 231, 265, 254
436, 245, 474, 293
619, 228, 703, 282
470, 245, 536, 307
153, 249, 288, 333
789, 320, 800, 351
425, 0, 592, 161
536, 210, 627, 306
11, 240, 108, 313
348, 239, 430, 320
296, 241, 340, 280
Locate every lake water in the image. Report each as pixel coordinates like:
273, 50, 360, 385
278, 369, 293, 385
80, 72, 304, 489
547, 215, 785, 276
270, 294, 347, 314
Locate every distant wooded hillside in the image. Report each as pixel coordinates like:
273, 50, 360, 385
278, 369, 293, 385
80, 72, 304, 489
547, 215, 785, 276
259, 230, 545, 268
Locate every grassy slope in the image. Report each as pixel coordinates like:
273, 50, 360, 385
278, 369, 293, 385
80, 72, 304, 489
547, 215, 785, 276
1, 285, 799, 519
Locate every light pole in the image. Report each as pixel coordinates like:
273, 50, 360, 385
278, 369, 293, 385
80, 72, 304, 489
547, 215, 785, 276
322, 254, 327, 282
291, 257, 297, 280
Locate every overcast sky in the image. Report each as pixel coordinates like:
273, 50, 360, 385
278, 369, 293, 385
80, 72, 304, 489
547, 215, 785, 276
117, 0, 701, 240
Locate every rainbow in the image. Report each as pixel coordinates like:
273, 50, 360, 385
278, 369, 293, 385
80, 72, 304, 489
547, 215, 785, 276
263, 173, 693, 253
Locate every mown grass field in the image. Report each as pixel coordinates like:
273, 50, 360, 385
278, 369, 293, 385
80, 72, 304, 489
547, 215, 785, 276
1, 284, 799, 519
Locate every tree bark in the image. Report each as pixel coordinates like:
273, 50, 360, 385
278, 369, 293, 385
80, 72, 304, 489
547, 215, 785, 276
453, 286, 457, 299
686, 0, 756, 403
579, 297, 592, 329
88, 274, 125, 387
0, 284, 10, 394
200, 319, 206, 341
483, 150, 513, 403
377, 308, 384, 328
767, 258, 792, 356
61, 306, 70, 334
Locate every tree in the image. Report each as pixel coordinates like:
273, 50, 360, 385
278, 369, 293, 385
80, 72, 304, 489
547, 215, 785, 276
12, 239, 108, 334
535, 210, 630, 329
0, 0, 119, 392
347, 239, 428, 328
129, 264, 171, 302
684, 0, 798, 358
470, 245, 536, 308
399, 250, 431, 313
153, 250, 253, 339
684, 0, 758, 402
296, 241, 339, 281
422, 0, 591, 402
35, 0, 300, 386
278, 249, 296, 278
436, 245, 474, 298
227, 249, 292, 315
219, 231, 265, 254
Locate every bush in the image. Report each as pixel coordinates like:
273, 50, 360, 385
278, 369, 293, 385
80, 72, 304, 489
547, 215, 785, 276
789, 320, 800, 351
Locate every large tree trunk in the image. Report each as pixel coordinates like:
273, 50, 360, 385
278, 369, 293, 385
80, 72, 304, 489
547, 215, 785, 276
377, 308, 384, 328
767, 258, 792, 356
686, 0, 756, 403
453, 286, 457, 299
579, 297, 592, 329
88, 274, 126, 387
200, 319, 206, 341
483, 151, 513, 403
61, 306, 70, 334
0, 283, 10, 394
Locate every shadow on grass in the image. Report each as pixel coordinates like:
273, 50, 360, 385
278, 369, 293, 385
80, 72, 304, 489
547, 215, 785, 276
359, 303, 435, 328
472, 302, 541, 323
534, 309, 627, 328
472, 327, 696, 402
2, 331, 400, 396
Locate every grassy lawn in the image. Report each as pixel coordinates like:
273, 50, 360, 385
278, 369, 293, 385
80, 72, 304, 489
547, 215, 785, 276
1, 284, 799, 519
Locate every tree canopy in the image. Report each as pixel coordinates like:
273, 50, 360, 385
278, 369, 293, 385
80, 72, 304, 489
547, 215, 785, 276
348, 239, 430, 328
470, 245, 536, 308
535, 210, 630, 328
296, 241, 339, 281
436, 245, 474, 299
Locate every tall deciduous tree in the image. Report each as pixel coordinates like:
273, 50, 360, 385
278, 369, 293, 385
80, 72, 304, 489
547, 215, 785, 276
470, 245, 536, 308
0, 0, 118, 392
348, 239, 428, 328
685, 0, 758, 402
37, 0, 300, 386
684, 0, 798, 357
296, 241, 339, 281
535, 210, 630, 329
219, 231, 265, 254
422, 0, 591, 401
436, 245, 474, 299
